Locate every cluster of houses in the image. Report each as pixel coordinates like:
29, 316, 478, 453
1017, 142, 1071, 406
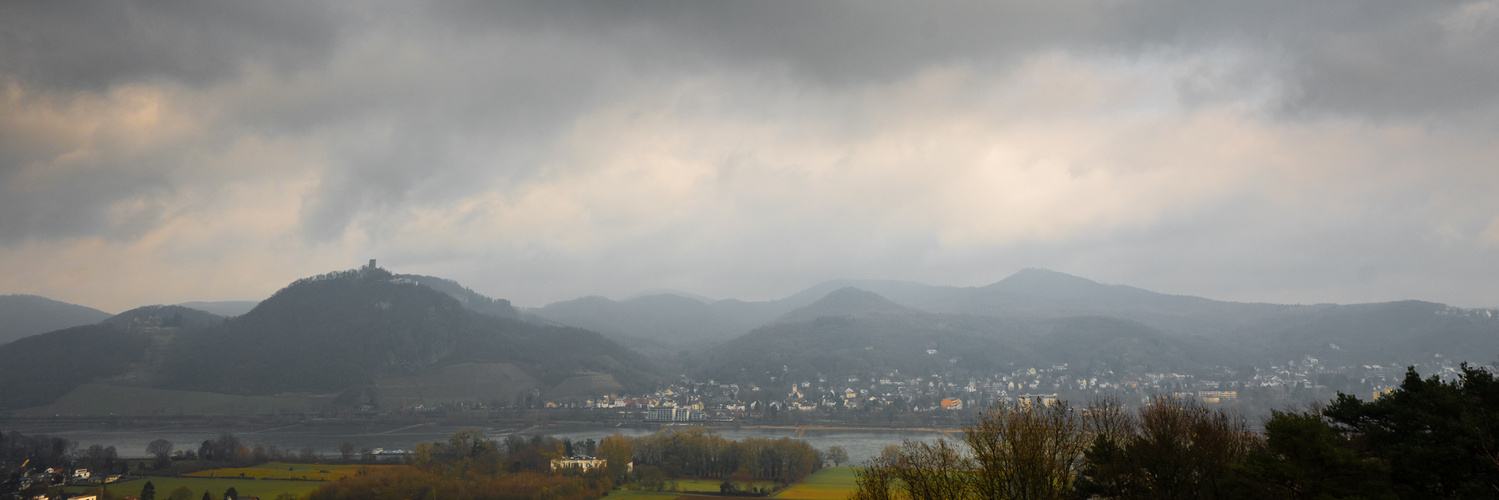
560, 365, 1237, 419
537, 353, 1467, 420
549, 457, 632, 474
1254, 355, 1464, 400
384, 351, 1469, 421
1, 466, 116, 500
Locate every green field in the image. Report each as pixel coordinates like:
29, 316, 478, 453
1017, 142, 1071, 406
73, 464, 858, 500
602, 491, 685, 500
775, 467, 858, 499
604, 493, 755, 500
670, 477, 776, 494
72, 476, 323, 500
184, 462, 402, 481
604, 468, 857, 500
73, 463, 407, 499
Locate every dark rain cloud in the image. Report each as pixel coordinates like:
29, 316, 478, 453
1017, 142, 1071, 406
7, 1, 1494, 118
421, 1, 1499, 119
0, 1, 341, 91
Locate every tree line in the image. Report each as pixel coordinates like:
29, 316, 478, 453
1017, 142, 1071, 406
630, 430, 822, 484
307, 428, 824, 500
1, 431, 76, 471
311, 430, 613, 500
854, 364, 1499, 499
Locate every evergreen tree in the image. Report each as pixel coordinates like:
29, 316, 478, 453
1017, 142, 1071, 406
141, 481, 156, 500
1233, 410, 1395, 499
1324, 364, 1499, 498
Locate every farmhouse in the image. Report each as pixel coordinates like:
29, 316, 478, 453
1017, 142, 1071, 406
550, 457, 632, 474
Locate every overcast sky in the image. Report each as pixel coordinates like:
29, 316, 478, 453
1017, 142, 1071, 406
3, 1, 1498, 312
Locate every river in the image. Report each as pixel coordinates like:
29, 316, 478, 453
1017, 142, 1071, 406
3, 421, 953, 464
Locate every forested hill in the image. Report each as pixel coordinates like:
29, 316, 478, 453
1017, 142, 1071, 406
156, 266, 658, 396
530, 269, 1499, 378
695, 287, 1220, 387
102, 304, 224, 330
176, 300, 259, 317
395, 274, 521, 318
771, 286, 923, 323
692, 275, 1499, 388
0, 294, 113, 345
0, 324, 147, 409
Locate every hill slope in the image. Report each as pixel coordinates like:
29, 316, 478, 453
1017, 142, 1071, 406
693, 279, 1499, 389
396, 274, 521, 318
103, 304, 225, 330
0, 324, 149, 409
532, 293, 776, 348
697, 287, 1226, 386
177, 300, 260, 317
772, 287, 924, 323
0, 294, 113, 345
537, 269, 1499, 383
157, 266, 658, 399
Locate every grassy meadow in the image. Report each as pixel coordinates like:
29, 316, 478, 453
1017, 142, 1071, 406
67, 463, 410, 499
600, 492, 685, 500
68, 464, 858, 500
774, 467, 859, 499
184, 462, 400, 481
604, 467, 858, 500
667, 477, 777, 494
72, 476, 324, 500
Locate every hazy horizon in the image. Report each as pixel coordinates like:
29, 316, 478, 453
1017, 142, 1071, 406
14, 265, 1494, 316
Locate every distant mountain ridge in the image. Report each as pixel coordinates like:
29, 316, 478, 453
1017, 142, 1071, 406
0, 294, 113, 345
522, 269, 1499, 387
686, 272, 1499, 386
694, 286, 1222, 387
530, 269, 1294, 347
773, 286, 923, 323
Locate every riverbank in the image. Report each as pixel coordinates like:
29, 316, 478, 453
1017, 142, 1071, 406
3, 419, 949, 465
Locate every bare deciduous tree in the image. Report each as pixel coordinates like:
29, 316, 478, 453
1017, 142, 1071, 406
824, 445, 849, 466
855, 398, 1088, 500
881, 439, 973, 500
1077, 396, 1260, 500
146, 439, 173, 469
965, 398, 1089, 500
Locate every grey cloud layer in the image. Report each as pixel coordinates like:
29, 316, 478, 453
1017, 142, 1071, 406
10, 1, 1495, 110
1, 1, 1497, 310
